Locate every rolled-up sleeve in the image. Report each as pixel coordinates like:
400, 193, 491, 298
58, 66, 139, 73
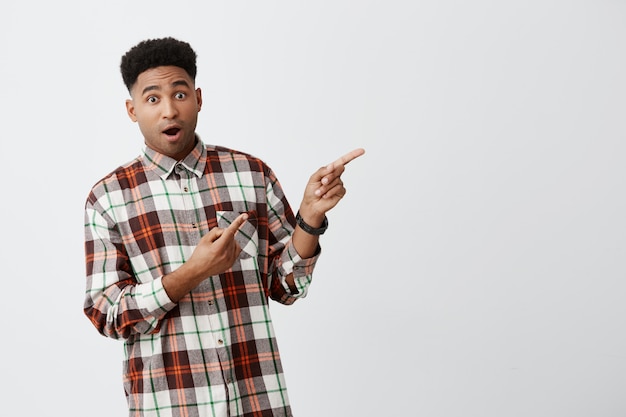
84, 199, 176, 340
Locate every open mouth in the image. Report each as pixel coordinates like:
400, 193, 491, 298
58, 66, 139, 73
164, 127, 181, 136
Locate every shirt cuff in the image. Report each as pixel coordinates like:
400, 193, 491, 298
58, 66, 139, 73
134, 277, 177, 316
278, 241, 321, 296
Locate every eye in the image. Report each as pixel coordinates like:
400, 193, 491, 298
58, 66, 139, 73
147, 96, 158, 104
175, 92, 186, 100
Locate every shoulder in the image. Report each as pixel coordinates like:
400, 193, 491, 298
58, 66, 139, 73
205, 144, 273, 174
86, 156, 144, 203
208, 144, 262, 162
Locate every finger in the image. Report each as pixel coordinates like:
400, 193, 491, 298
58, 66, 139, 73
222, 212, 249, 239
327, 148, 365, 171
205, 227, 224, 242
321, 183, 347, 199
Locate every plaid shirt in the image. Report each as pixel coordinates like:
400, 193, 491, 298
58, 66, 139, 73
84, 139, 319, 417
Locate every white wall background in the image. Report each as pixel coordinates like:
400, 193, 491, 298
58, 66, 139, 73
1, 1, 625, 416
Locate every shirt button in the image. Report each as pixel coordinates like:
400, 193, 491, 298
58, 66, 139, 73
208, 300, 214, 306
183, 187, 189, 192
218, 339, 224, 345
192, 223, 198, 228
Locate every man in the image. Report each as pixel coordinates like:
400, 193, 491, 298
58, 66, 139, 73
83, 37, 364, 417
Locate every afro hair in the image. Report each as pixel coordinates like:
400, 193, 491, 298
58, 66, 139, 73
120, 37, 197, 92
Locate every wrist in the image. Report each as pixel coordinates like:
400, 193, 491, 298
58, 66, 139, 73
295, 210, 328, 235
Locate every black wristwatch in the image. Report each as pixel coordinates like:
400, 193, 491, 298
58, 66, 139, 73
295, 211, 328, 235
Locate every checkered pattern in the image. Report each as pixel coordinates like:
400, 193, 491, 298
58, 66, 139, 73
84, 139, 318, 417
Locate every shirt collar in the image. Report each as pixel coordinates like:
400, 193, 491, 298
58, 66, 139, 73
141, 136, 207, 179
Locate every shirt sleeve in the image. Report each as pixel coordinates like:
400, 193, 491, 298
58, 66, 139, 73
83, 199, 177, 340
277, 240, 320, 301
263, 168, 321, 305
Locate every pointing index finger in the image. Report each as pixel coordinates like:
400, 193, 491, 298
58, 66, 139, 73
222, 212, 249, 238
327, 148, 365, 170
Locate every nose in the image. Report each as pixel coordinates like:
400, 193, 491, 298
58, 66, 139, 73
161, 98, 178, 119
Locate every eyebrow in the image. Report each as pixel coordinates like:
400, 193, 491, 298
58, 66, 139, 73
141, 80, 191, 96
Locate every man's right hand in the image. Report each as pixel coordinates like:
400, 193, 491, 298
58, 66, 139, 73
162, 212, 249, 302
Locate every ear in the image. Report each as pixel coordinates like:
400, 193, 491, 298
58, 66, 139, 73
125, 99, 138, 122
196, 88, 203, 112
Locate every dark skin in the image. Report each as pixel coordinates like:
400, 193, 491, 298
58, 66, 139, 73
125, 65, 365, 302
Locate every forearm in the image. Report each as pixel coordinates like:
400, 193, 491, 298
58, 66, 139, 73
291, 226, 320, 259
291, 209, 325, 258
161, 261, 206, 303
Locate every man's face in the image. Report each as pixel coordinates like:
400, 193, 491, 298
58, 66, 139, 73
126, 66, 202, 160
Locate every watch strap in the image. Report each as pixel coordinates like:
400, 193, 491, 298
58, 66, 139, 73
295, 211, 328, 235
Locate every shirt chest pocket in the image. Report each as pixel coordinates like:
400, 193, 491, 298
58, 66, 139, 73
216, 210, 259, 259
